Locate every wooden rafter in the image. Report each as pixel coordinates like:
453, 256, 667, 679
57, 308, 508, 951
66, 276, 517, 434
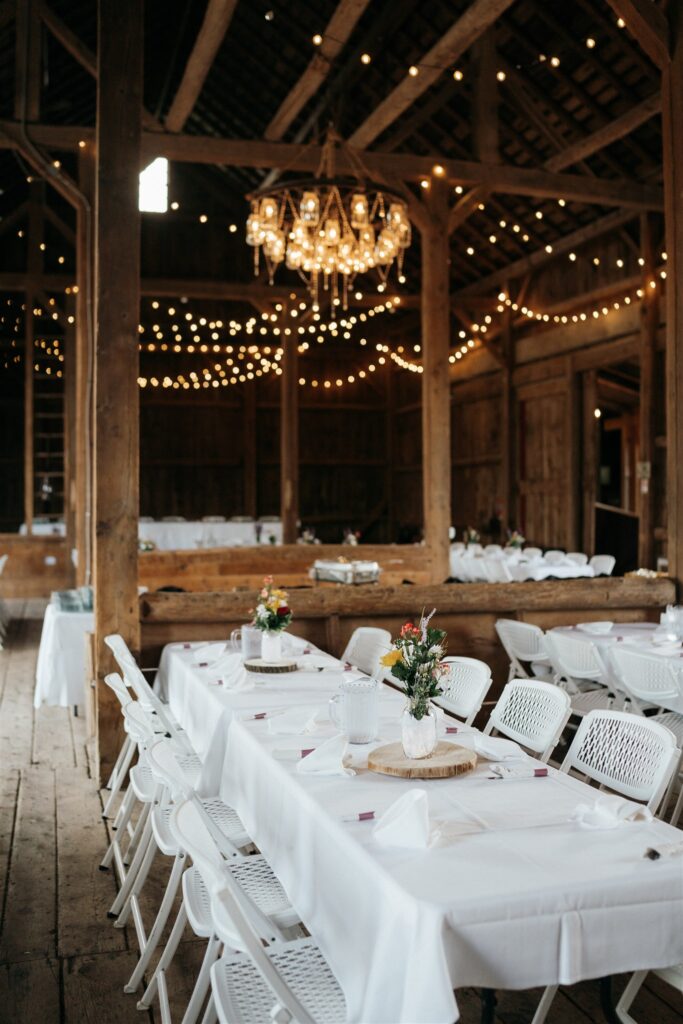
0, 122, 663, 209
604, 0, 670, 70
264, 0, 371, 141
544, 94, 661, 172
38, 1, 96, 76
164, 0, 238, 133
348, 0, 516, 148
456, 209, 638, 295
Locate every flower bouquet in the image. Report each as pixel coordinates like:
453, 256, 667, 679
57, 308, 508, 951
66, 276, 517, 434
463, 526, 480, 548
381, 610, 448, 758
252, 576, 292, 661
507, 529, 526, 549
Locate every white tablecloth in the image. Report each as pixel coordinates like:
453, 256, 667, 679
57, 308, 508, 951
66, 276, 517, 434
34, 600, 93, 708
155, 639, 683, 1023
552, 623, 683, 714
449, 549, 595, 583
19, 521, 66, 536
138, 520, 282, 550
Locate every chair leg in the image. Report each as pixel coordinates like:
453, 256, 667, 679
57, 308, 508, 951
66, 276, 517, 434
199, 992, 218, 1024
181, 935, 222, 1024
115, 829, 160, 928
100, 787, 138, 872
669, 780, 683, 827
531, 984, 559, 1024
137, 901, 188, 1011
102, 736, 135, 816
614, 970, 647, 1024
122, 798, 151, 865
123, 851, 186, 990
108, 811, 153, 918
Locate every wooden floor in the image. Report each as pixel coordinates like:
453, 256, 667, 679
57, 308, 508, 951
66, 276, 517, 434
0, 602, 680, 1024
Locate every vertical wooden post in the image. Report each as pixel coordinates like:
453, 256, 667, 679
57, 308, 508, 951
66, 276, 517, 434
663, 6, 683, 589
385, 363, 395, 543
638, 213, 658, 568
93, 0, 142, 784
243, 383, 257, 518
582, 369, 598, 556
63, 293, 76, 573
23, 181, 44, 534
420, 177, 451, 582
75, 147, 95, 586
499, 290, 514, 533
14, 0, 41, 122
566, 368, 581, 552
280, 333, 299, 543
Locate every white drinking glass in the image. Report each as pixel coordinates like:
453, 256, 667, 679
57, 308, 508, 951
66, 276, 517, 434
329, 675, 379, 744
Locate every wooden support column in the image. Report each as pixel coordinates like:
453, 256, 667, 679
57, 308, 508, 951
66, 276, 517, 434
23, 182, 44, 534
638, 214, 658, 568
74, 146, 95, 586
582, 369, 599, 556
566, 368, 581, 552
243, 383, 257, 518
420, 177, 451, 582
662, 6, 683, 590
93, 0, 142, 784
499, 292, 514, 533
280, 333, 299, 543
63, 292, 76, 573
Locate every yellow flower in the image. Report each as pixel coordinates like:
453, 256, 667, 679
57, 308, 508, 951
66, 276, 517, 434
380, 648, 403, 668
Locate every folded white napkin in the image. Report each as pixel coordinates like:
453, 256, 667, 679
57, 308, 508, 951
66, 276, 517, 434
296, 733, 354, 777
373, 789, 441, 849
199, 651, 254, 692
571, 794, 653, 830
456, 732, 528, 761
268, 706, 322, 735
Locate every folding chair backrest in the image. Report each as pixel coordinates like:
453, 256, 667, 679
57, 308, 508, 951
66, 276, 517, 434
484, 679, 571, 761
544, 550, 566, 564
104, 671, 133, 710
435, 657, 492, 725
566, 552, 588, 566
523, 547, 542, 560
495, 619, 547, 678
561, 709, 679, 810
590, 554, 616, 576
341, 627, 392, 677
484, 544, 502, 555
105, 633, 178, 734
544, 631, 608, 684
609, 647, 681, 706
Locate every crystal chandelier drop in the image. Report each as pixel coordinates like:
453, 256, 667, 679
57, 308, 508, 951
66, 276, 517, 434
244, 133, 412, 308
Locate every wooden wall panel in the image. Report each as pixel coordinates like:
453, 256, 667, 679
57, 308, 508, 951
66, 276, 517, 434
451, 381, 502, 534
517, 383, 570, 548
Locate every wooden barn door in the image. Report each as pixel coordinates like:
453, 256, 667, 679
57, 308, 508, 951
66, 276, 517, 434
516, 375, 578, 550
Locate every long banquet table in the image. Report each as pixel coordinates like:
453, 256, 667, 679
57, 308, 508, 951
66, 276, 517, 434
155, 638, 683, 1024
34, 595, 93, 708
138, 519, 282, 550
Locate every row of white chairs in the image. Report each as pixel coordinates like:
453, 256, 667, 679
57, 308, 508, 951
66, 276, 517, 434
144, 515, 281, 524
102, 632, 347, 1022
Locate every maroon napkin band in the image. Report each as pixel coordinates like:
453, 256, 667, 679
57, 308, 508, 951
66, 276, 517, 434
445, 726, 458, 734
300, 748, 314, 758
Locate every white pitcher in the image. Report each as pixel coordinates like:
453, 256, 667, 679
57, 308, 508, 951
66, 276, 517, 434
329, 675, 379, 744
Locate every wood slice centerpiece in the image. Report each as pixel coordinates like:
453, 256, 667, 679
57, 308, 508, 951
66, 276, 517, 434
367, 741, 477, 779
244, 658, 298, 674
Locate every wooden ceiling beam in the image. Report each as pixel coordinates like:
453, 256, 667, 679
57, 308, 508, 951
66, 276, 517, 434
603, 0, 670, 70
348, 0, 516, 148
37, 1, 96, 76
544, 93, 661, 172
164, 0, 238, 133
264, 0, 371, 141
456, 209, 639, 295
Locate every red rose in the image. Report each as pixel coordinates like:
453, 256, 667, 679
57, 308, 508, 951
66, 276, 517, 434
277, 606, 290, 616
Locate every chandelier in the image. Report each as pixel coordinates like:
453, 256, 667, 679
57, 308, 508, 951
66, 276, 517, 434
244, 134, 412, 308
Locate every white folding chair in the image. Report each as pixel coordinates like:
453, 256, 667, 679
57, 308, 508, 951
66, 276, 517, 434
483, 558, 514, 583
543, 549, 566, 565
341, 627, 392, 676
202, 515, 227, 522
451, 541, 465, 553
100, 672, 137, 820
544, 631, 621, 719
523, 547, 542, 561
484, 544, 502, 555
565, 552, 588, 566
162, 515, 186, 522
590, 554, 616, 576
467, 542, 483, 556
433, 657, 492, 726
495, 619, 552, 682
616, 962, 683, 1023
532, 710, 680, 1024
609, 647, 683, 824
132, 745, 298, 1019
483, 679, 571, 762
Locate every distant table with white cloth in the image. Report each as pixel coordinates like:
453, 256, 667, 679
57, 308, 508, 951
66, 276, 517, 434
155, 636, 683, 1024
138, 519, 282, 550
552, 622, 683, 715
449, 548, 596, 583
34, 596, 93, 708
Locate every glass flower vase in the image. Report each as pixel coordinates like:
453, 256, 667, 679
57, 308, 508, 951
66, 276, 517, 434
261, 630, 283, 663
401, 706, 437, 759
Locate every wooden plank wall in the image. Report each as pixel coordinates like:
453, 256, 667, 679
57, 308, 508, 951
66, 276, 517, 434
139, 576, 674, 693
